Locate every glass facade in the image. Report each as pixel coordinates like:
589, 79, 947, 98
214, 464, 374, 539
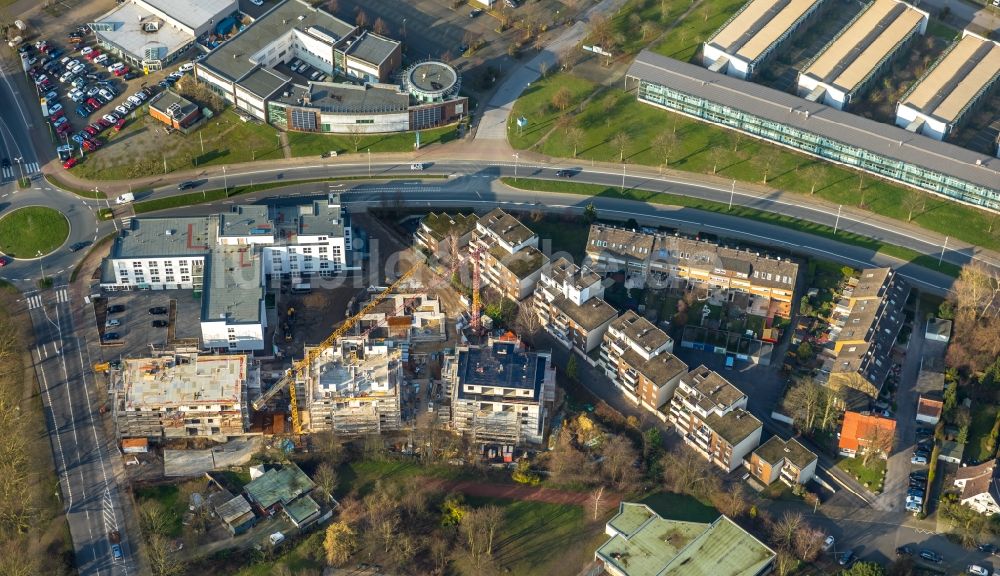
637, 80, 999, 210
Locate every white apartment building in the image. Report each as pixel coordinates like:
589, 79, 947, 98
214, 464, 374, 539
445, 337, 556, 446
300, 339, 403, 433
112, 353, 257, 441
471, 208, 548, 301
600, 310, 686, 412
534, 257, 617, 353
667, 365, 762, 472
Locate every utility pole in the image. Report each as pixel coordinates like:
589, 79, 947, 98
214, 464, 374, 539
223, 166, 228, 196
833, 204, 842, 235
13, 157, 24, 183
621, 161, 626, 192
939, 236, 948, 267
512, 153, 519, 181
367, 148, 371, 178
728, 179, 735, 210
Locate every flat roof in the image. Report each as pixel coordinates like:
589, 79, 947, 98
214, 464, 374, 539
408, 61, 458, 94
345, 31, 399, 66
200, 0, 355, 82
113, 216, 215, 259
492, 244, 547, 279
308, 346, 400, 400
244, 463, 315, 509
478, 208, 536, 247
299, 200, 346, 237
753, 435, 817, 468
275, 81, 410, 114
121, 354, 247, 410
706, 408, 762, 445
683, 365, 747, 411
202, 246, 263, 324
239, 67, 289, 99
139, 0, 235, 32
547, 257, 602, 291
220, 205, 272, 239
709, 0, 823, 63
420, 212, 479, 241
94, 1, 194, 61
597, 504, 774, 576
455, 342, 548, 395
611, 310, 672, 354
551, 294, 618, 331
626, 349, 688, 387
803, 0, 925, 92
901, 32, 1000, 124
627, 51, 1000, 193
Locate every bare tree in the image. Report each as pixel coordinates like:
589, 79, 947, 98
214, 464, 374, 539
550, 86, 573, 112
313, 462, 338, 505
601, 434, 639, 488
774, 549, 798, 576
662, 445, 718, 499
588, 14, 613, 48
429, 534, 452, 575
566, 126, 585, 158
355, 8, 369, 28
782, 379, 823, 432
462, 505, 505, 571
612, 131, 631, 162
372, 17, 390, 36
903, 190, 924, 222
802, 164, 824, 194
324, 522, 357, 566
325, 0, 338, 14
755, 148, 779, 184
588, 486, 606, 521
147, 533, 186, 576
548, 429, 591, 484
770, 511, 803, 550
514, 300, 541, 343
652, 131, 678, 171
953, 261, 1000, 320
709, 145, 727, 175
711, 484, 748, 518
793, 525, 825, 562
861, 424, 893, 466
641, 21, 658, 40
347, 124, 365, 152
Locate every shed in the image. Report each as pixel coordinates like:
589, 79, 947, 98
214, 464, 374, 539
924, 318, 952, 342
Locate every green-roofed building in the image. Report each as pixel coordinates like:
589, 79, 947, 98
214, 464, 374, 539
415, 212, 480, 257
596, 502, 775, 576
243, 462, 323, 528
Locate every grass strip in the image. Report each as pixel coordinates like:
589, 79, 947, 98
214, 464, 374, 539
70, 232, 116, 283
133, 175, 447, 214
44, 174, 106, 199
501, 177, 962, 278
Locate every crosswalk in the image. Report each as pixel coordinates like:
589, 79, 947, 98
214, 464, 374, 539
25, 288, 68, 309
1, 161, 39, 181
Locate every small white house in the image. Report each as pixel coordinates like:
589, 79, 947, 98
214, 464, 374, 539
955, 462, 1000, 516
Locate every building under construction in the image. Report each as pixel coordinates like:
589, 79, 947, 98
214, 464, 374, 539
112, 353, 257, 441
299, 339, 403, 434
356, 292, 447, 343
444, 337, 555, 446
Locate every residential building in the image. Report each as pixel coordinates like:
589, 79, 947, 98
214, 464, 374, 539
585, 224, 798, 318
818, 267, 910, 396
895, 31, 1000, 140
215, 494, 257, 536
915, 394, 943, 425
90, 0, 237, 71
415, 212, 480, 258
837, 411, 896, 458
300, 339, 403, 434
625, 51, 999, 211
148, 90, 201, 130
243, 462, 323, 528
534, 257, 618, 353
355, 292, 447, 343
444, 338, 556, 446
668, 365, 763, 472
702, 0, 827, 79
112, 353, 257, 441
748, 436, 818, 485
471, 208, 548, 301
600, 310, 686, 412
938, 439, 965, 464
797, 0, 928, 109
595, 502, 775, 576
199, 245, 267, 350
924, 317, 953, 342
955, 461, 1000, 515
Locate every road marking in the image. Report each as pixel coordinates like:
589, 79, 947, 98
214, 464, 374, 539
26, 294, 43, 309
56, 289, 68, 303
34, 343, 73, 509
1, 166, 11, 179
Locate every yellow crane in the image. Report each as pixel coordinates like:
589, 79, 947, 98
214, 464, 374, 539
251, 266, 418, 434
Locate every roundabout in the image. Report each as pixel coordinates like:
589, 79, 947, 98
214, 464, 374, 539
0, 206, 70, 259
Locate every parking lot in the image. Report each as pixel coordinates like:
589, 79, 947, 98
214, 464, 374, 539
92, 291, 202, 358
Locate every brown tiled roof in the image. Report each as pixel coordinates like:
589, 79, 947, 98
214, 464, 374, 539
917, 396, 943, 419
586, 224, 655, 262
610, 310, 672, 354
959, 464, 998, 501
956, 461, 994, 482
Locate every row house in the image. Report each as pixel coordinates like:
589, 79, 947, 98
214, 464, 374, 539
668, 365, 762, 472
534, 257, 618, 353
600, 310, 687, 413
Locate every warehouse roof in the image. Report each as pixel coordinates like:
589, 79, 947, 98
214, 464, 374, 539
803, 0, 926, 92
900, 31, 1000, 124
627, 51, 999, 192
344, 31, 399, 66
140, 0, 235, 33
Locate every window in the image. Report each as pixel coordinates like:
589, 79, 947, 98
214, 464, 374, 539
179, 260, 188, 266
150, 276, 160, 283
133, 261, 143, 268
355, 118, 374, 124
180, 268, 189, 274
166, 276, 174, 283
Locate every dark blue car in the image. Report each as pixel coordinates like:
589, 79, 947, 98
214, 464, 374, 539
75, 105, 89, 117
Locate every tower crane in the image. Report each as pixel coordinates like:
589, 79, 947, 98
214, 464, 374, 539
251, 266, 418, 434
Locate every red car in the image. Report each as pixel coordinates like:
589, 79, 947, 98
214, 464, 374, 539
84, 50, 99, 61
0, 256, 8, 267
84, 126, 98, 136
56, 124, 71, 136
97, 118, 112, 129
49, 109, 64, 121
62, 157, 77, 169
113, 67, 127, 77
86, 97, 101, 109
114, 118, 126, 131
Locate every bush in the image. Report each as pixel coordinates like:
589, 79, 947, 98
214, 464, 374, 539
511, 460, 541, 485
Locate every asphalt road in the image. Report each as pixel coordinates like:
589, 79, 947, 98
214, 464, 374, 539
26, 284, 134, 576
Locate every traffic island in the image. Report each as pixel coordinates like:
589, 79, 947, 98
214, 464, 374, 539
0, 206, 70, 258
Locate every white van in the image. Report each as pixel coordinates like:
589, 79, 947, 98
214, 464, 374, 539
290, 283, 311, 294
268, 532, 285, 546
115, 193, 134, 205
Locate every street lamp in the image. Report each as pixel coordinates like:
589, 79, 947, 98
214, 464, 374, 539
367, 148, 371, 178
12, 157, 24, 183
36, 250, 45, 284
833, 204, 842, 235
223, 166, 228, 196
402, 18, 407, 38
512, 153, 519, 181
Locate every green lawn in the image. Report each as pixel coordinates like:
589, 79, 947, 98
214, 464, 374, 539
464, 496, 604, 576
509, 81, 1000, 253
651, 0, 749, 61
500, 178, 962, 277
836, 457, 886, 493
967, 404, 999, 463
287, 124, 459, 157
134, 484, 184, 538
0, 206, 70, 258
639, 491, 718, 522
72, 110, 285, 181
337, 460, 475, 498
746, 314, 767, 337
508, 74, 598, 150
520, 216, 589, 261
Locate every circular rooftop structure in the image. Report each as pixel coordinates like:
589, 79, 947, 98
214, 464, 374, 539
404, 61, 460, 103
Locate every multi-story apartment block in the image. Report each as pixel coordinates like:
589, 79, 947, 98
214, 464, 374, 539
748, 436, 818, 485
818, 267, 909, 396
534, 257, 618, 353
355, 292, 447, 343
471, 208, 548, 301
299, 339, 403, 434
600, 310, 688, 412
668, 365, 762, 472
415, 212, 480, 258
585, 224, 798, 317
444, 337, 556, 446
112, 353, 257, 441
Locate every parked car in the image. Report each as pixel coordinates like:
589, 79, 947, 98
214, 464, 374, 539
148, 307, 168, 315
102, 113, 118, 124
105, 318, 121, 328
910, 455, 928, 465
0, 256, 8, 267
895, 546, 913, 557
976, 543, 997, 554
48, 102, 63, 116
123, 71, 140, 80
152, 320, 168, 328
919, 549, 943, 563
967, 565, 989, 576
94, 54, 108, 65
838, 550, 856, 566
822, 536, 835, 552
177, 181, 199, 190
470, 8, 483, 17
68, 241, 90, 252
80, 46, 93, 56
114, 118, 126, 131
179, 62, 195, 72
102, 332, 120, 342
